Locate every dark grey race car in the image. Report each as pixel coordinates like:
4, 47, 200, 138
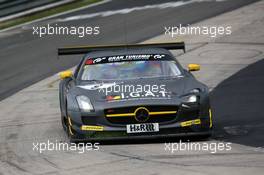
58, 42, 212, 142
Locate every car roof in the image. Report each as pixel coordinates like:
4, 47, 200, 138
83, 47, 174, 58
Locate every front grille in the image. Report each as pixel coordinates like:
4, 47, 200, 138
82, 116, 97, 125
105, 105, 178, 125
177, 109, 199, 122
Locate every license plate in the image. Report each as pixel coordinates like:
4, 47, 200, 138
126, 123, 159, 133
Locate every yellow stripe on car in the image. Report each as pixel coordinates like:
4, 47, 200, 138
106, 113, 135, 117
180, 119, 201, 127
106, 110, 177, 118
81, 125, 104, 131
67, 117, 74, 136
209, 109, 213, 128
149, 111, 177, 115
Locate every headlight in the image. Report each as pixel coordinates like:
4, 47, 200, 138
186, 95, 198, 103
182, 94, 198, 103
181, 89, 200, 105
76, 95, 94, 112
189, 88, 200, 93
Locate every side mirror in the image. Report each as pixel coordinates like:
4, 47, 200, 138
188, 64, 200, 72
59, 70, 73, 79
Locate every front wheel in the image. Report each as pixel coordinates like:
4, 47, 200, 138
61, 115, 67, 131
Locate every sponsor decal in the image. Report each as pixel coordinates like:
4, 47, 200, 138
77, 83, 117, 91
106, 95, 121, 101
106, 91, 171, 102
81, 125, 104, 131
127, 123, 159, 133
85, 59, 94, 65
180, 119, 201, 127
120, 90, 170, 99
84, 54, 169, 64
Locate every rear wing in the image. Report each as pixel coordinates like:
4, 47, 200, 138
58, 42, 185, 55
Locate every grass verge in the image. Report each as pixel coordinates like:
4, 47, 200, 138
0, 0, 102, 30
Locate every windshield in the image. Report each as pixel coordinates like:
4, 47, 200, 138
80, 60, 182, 80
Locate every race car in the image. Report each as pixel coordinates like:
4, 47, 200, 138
58, 42, 212, 142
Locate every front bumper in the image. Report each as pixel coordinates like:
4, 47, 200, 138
66, 101, 212, 141
68, 117, 212, 141
71, 131, 212, 142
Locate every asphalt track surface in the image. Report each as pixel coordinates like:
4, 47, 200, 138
0, 0, 64, 18
0, 0, 264, 174
211, 59, 264, 147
